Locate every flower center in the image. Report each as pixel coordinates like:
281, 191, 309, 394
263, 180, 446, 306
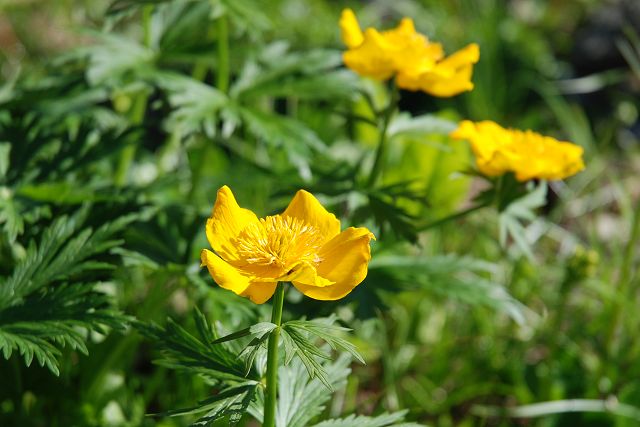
235, 215, 324, 270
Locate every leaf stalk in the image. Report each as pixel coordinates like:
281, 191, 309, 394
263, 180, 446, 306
367, 84, 399, 188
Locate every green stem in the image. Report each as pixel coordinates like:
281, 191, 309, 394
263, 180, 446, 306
189, 17, 230, 198
114, 5, 153, 187
216, 14, 230, 93
142, 4, 152, 47
366, 85, 398, 188
263, 282, 285, 427
380, 314, 400, 411
619, 197, 640, 301
114, 93, 148, 186
494, 175, 505, 211
192, 22, 216, 81
606, 196, 640, 358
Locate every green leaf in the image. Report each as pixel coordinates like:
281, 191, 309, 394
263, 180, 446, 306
238, 106, 325, 151
213, 322, 277, 344
311, 411, 425, 427
0, 329, 62, 375
472, 399, 640, 422
81, 31, 155, 86
231, 45, 343, 99
279, 326, 297, 366
142, 311, 268, 425
107, 0, 172, 16
217, 0, 271, 35
248, 353, 352, 427
237, 106, 325, 180
387, 113, 458, 139
237, 69, 359, 101
154, 71, 228, 138
0, 209, 134, 374
0, 191, 24, 243
352, 182, 428, 243
0, 209, 139, 310
499, 181, 548, 260
154, 382, 258, 427
17, 182, 114, 204
284, 317, 365, 364
137, 309, 254, 385
280, 326, 332, 390
369, 254, 532, 325
383, 119, 472, 220
238, 331, 271, 376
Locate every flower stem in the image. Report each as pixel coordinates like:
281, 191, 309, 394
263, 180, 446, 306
605, 196, 640, 358
216, 14, 230, 94
367, 85, 399, 188
263, 282, 285, 427
114, 4, 153, 187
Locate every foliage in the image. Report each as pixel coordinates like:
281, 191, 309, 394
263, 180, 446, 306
0, 210, 134, 375
1, 0, 639, 426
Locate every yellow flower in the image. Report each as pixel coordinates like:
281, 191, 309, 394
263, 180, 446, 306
395, 43, 480, 97
201, 186, 375, 304
340, 8, 479, 97
450, 120, 585, 181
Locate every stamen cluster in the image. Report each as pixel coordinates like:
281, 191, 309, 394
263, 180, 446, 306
235, 216, 324, 269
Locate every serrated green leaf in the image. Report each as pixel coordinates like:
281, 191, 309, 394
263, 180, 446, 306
153, 71, 228, 137
499, 181, 548, 260
249, 353, 352, 427
282, 326, 333, 390
279, 328, 297, 366
284, 318, 365, 365
213, 322, 277, 344
238, 332, 271, 376
311, 410, 425, 427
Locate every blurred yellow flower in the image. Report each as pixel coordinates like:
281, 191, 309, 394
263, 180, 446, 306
450, 120, 585, 181
340, 8, 479, 97
201, 186, 375, 304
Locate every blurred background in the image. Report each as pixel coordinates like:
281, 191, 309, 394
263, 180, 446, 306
1, 0, 640, 426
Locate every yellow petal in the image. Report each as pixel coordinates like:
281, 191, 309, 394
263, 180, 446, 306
449, 120, 476, 140
382, 18, 436, 69
201, 250, 276, 304
284, 261, 334, 288
282, 190, 340, 243
241, 281, 278, 304
201, 249, 251, 295
451, 120, 584, 181
206, 186, 258, 260
437, 43, 480, 71
343, 28, 397, 80
340, 8, 364, 48
292, 227, 374, 301
396, 43, 479, 97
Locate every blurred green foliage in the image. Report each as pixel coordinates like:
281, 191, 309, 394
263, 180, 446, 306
1, 0, 640, 426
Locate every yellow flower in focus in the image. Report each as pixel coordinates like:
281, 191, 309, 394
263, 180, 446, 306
201, 186, 375, 304
340, 8, 479, 97
450, 120, 585, 181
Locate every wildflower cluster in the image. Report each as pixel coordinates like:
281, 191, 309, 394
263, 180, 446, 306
450, 120, 585, 181
339, 9, 585, 181
197, 8, 588, 427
